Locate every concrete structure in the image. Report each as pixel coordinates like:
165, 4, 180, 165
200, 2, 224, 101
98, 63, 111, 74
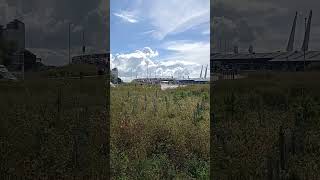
0, 19, 25, 52
302, 10, 312, 51
286, 12, 298, 52
0, 20, 39, 72
72, 53, 108, 74
111, 68, 121, 83
111, 68, 118, 80
212, 10, 319, 72
211, 51, 320, 71
9, 49, 37, 71
72, 53, 108, 65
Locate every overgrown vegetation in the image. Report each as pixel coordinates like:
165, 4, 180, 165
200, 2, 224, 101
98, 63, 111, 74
0, 76, 107, 177
25, 64, 100, 78
211, 72, 320, 179
111, 84, 210, 179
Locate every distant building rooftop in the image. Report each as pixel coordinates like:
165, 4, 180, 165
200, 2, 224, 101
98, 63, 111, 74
211, 51, 320, 62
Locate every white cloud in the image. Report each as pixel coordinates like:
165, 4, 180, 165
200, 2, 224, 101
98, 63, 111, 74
112, 1, 209, 39
142, 0, 210, 40
140, 29, 156, 35
113, 11, 138, 23
202, 29, 210, 35
162, 40, 210, 65
110, 1, 210, 82
111, 44, 209, 82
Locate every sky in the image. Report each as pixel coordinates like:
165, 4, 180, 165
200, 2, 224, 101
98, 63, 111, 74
111, 0, 210, 82
212, 0, 320, 53
0, 0, 109, 66
1, 0, 319, 73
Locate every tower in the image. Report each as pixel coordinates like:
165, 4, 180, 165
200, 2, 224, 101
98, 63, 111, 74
301, 10, 312, 51
286, 12, 298, 52
200, 65, 203, 78
5, 19, 25, 52
204, 65, 208, 79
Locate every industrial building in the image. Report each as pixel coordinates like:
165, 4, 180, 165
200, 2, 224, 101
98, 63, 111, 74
0, 19, 25, 52
0, 19, 40, 72
72, 53, 108, 74
111, 68, 120, 83
211, 10, 320, 71
72, 53, 108, 65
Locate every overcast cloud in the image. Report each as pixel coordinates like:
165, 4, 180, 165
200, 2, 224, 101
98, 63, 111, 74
0, 0, 109, 66
3, 1, 317, 67
212, 0, 320, 53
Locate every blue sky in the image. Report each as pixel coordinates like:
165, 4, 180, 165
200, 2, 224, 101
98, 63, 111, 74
111, 0, 210, 81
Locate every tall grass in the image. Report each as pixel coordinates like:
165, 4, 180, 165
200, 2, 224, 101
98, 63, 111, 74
211, 72, 320, 179
0, 77, 107, 177
111, 84, 210, 179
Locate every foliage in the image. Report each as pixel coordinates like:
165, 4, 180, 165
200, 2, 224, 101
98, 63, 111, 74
0, 77, 107, 177
27, 64, 100, 78
211, 72, 320, 179
111, 84, 210, 179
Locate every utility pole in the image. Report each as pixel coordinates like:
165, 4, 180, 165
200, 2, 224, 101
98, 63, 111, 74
224, 40, 226, 54
69, 23, 71, 65
21, 50, 24, 81
82, 30, 85, 56
146, 62, 149, 80
304, 17, 306, 71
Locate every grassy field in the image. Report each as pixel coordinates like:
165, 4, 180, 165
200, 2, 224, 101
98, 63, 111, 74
211, 72, 320, 179
0, 76, 107, 177
111, 84, 210, 179
2, 68, 319, 179
24, 64, 100, 79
